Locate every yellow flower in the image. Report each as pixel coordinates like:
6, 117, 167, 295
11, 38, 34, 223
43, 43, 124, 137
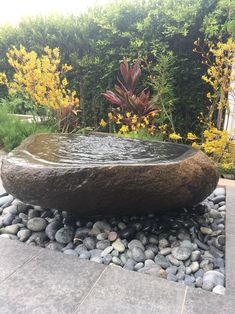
187, 132, 198, 140
0, 72, 8, 85
99, 119, 107, 128
132, 114, 138, 124
0, 45, 79, 112
108, 112, 113, 120
159, 124, 167, 131
192, 142, 201, 149
169, 132, 182, 140
62, 78, 68, 86
143, 116, 149, 125
222, 162, 233, 170
119, 125, 129, 133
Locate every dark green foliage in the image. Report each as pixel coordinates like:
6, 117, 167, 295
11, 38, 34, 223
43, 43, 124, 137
0, 94, 36, 115
148, 52, 176, 132
0, 0, 232, 133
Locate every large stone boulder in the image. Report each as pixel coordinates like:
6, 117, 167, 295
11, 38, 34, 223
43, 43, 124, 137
1, 133, 219, 216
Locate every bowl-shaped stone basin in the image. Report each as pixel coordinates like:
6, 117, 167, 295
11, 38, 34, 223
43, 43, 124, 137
1, 133, 219, 216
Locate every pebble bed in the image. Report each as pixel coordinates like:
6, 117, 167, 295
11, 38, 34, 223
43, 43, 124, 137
0, 187, 226, 294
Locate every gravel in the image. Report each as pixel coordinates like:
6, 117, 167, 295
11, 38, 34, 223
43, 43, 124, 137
0, 186, 226, 294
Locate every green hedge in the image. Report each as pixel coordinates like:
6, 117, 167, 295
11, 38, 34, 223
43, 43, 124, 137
0, 0, 233, 134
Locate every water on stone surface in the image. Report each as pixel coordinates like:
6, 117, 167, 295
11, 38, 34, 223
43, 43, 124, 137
12, 133, 191, 166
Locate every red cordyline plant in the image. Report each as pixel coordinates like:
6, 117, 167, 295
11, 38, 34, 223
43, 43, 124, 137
101, 59, 158, 133
102, 59, 158, 115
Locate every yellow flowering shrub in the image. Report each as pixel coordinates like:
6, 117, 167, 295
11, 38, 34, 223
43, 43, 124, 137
187, 128, 235, 170
189, 38, 235, 171
0, 45, 79, 131
194, 38, 235, 129
202, 127, 235, 170
104, 110, 157, 135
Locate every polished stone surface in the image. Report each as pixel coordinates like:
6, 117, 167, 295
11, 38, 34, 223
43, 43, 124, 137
1, 133, 219, 216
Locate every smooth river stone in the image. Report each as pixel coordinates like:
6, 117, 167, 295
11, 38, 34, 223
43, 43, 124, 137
27, 218, 47, 232
1, 133, 219, 216
172, 246, 192, 261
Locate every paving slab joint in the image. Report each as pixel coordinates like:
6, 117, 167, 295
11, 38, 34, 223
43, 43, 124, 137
73, 266, 108, 313
180, 286, 188, 314
0, 246, 43, 284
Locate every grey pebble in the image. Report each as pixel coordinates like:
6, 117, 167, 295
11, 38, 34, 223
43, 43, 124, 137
64, 249, 78, 257
159, 247, 171, 255
167, 254, 180, 266
96, 240, 110, 250
17, 229, 31, 242
79, 251, 91, 259
167, 273, 177, 282
132, 247, 145, 262
166, 266, 178, 275
27, 217, 47, 232
155, 255, 170, 269
45, 221, 63, 240
112, 256, 122, 266
83, 237, 96, 250
128, 239, 145, 251
172, 246, 191, 261
55, 227, 74, 244
101, 246, 113, 257
123, 259, 136, 271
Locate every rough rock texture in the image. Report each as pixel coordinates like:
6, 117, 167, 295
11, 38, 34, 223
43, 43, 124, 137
1, 133, 219, 217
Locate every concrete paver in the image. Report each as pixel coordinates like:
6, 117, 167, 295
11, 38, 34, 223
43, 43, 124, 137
0, 152, 6, 194
183, 287, 226, 314
0, 239, 105, 314
76, 265, 186, 314
0, 237, 39, 282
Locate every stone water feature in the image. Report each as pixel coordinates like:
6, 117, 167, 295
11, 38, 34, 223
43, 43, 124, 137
1, 133, 219, 216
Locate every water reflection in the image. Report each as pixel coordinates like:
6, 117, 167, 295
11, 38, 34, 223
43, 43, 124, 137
13, 134, 190, 166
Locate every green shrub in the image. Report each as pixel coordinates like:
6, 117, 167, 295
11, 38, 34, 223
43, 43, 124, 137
0, 106, 53, 151
0, 94, 36, 115
0, 0, 232, 133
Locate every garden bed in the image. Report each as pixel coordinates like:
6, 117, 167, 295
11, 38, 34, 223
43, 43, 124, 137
0, 186, 226, 294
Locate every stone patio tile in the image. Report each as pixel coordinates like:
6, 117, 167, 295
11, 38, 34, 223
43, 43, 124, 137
182, 286, 231, 314
225, 233, 235, 293
76, 265, 186, 314
225, 186, 235, 216
226, 210, 235, 235
0, 154, 6, 194
0, 246, 105, 314
0, 238, 39, 282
